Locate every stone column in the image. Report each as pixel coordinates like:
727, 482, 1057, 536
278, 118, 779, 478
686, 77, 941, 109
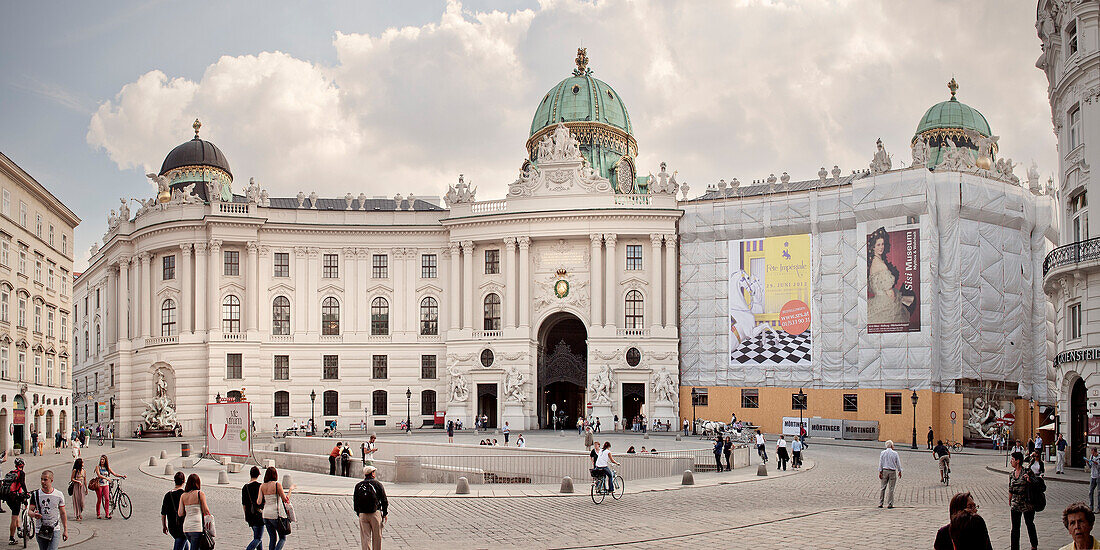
604, 234, 617, 328
590, 234, 603, 327
193, 244, 207, 333
106, 265, 117, 344
306, 248, 319, 334
448, 242, 461, 330
138, 252, 151, 338
518, 236, 531, 328
664, 234, 677, 328
294, 247, 307, 333
356, 249, 368, 332
208, 240, 222, 334
246, 242, 259, 332
392, 248, 408, 333
117, 257, 130, 340
649, 234, 663, 330
461, 241, 474, 331
344, 248, 357, 333
258, 246, 270, 333
503, 237, 516, 328
405, 249, 417, 333
179, 244, 192, 334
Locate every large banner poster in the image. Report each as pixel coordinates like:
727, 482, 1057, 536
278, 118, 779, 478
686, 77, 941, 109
206, 401, 252, 457
866, 227, 920, 333
728, 235, 812, 367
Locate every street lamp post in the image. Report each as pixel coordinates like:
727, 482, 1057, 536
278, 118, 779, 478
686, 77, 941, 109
309, 389, 316, 436
910, 390, 919, 450
797, 388, 806, 442
364, 407, 369, 434
406, 388, 412, 433
691, 387, 699, 436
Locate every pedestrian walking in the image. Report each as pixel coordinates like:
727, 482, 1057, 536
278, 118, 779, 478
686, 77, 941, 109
584, 427, 594, 451
1056, 434, 1068, 475
257, 467, 291, 550
69, 459, 86, 522
354, 465, 388, 550
341, 444, 354, 477
791, 437, 803, 468
1009, 451, 1039, 550
1035, 434, 1045, 462
594, 418, 601, 434
1059, 502, 1100, 550
160, 471, 186, 550
27, 469, 67, 550
683, 419, 690, 436
31, 430, 38, 456
329, 442, 342, 476
776, 435, 789, 471
53, 431, 61, 454
723, 436, 733, 472
755, 430, 768, 463
93, 454, 124, 519
503, 422, 510, 444
878, 440, 902, 509
177, 474, 213, 550
242, 467, 264, 550
712, 436, 723, 472
362, 435, 378, 466
933, 492, 993, 550
927, 426, 935, 450
1088, 448, 1100, 511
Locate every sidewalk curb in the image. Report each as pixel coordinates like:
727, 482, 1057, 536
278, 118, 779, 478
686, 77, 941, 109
985, 464, 1091, 484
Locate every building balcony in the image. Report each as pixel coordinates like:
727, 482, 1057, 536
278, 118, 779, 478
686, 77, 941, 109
616, 328, 650, 337
472, 330, 503, 339
1044, 236, 1100, 290
218, 203, 250, 215
366, 334, 389, 342
270, 334, 293, 343
146, 335, 178, 346
417, 333, 441, 342
222, 332, 246, 341
320, 334, 343, 342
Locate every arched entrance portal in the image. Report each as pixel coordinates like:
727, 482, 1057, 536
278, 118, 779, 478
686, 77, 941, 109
12, 396, 25, 452
537, 312, 587, 429
1072, 377, 1088, 467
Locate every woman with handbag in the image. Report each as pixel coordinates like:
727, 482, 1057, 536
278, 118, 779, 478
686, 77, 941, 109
68, 459, 86, 521
177, 474, 213, 550
256, 466, 291, 550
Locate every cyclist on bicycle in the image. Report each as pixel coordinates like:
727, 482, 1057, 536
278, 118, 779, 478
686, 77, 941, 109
932, 439, 951, 483
594, 442, 619, 493
5, 458, 26, 545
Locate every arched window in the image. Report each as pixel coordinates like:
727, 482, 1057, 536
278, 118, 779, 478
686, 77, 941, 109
323, 390, 339, 416
321, 297, 340, 335
421, 390, 437, 417
483, 293, 501, 331
272, 296, 290, 336
161, 299, 177, 336
420, 297, 438, 335
222, 295, 241, 333
625, 290, 644, 329
372, 389, 387, 416
83, 330, 88, 358
274, 391, 289, 417
95, 325, 100, 352
370, 297, 389, 335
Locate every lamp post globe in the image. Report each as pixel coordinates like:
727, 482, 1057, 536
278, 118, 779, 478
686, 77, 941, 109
310, 389, 317, 436
406, 388, 412, 433
910, 390, 919, 450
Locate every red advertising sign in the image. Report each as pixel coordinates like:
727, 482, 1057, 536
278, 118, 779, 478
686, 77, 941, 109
1089, 416, 1100, 445
13, 410, 24, 425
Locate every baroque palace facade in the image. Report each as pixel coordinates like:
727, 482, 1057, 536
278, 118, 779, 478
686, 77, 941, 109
76, 51, 1058, 445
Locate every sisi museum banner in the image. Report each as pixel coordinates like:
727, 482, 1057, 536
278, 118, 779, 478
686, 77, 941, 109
728, 235, 812, 368
866, 227, 920, 333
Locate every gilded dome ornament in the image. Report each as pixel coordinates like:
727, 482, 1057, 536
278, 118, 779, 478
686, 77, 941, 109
574, 47, 590, 76
193, 118, 202, 137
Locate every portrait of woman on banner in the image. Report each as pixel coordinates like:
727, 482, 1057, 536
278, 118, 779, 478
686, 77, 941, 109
866, 227, 915, 326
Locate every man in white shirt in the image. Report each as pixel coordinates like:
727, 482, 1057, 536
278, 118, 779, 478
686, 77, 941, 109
878, 440, 902, 508
362, 435, 377, 466
1035, 434, 1044, 463
28, 470, 67, 547
755, 430, 768, 463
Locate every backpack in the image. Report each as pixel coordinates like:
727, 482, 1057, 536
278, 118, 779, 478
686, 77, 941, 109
2, 470, 20, 498
1029, 473, 1047, 512
354, 480, 379, 514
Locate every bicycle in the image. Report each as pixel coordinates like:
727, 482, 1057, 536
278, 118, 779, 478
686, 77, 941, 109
108, 478, 132, 520
15, 494, 32, 548
322, 427, 341, 438
97, 433, 104, 446
590, 468, 625, 504
946, 440, 963, 452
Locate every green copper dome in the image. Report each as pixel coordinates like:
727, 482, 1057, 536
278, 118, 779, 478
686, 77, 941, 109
529, 52, 632, 137
912, 78, 995, 170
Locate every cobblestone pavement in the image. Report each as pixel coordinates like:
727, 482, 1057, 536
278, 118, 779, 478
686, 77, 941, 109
31, 437, 1096, 549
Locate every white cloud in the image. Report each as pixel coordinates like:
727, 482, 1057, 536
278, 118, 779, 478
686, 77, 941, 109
86, 0, 1056, 201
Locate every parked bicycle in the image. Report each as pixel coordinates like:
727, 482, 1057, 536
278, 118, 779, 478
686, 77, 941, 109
108, 477, 132, 519
322, 426, 341, 438
590, 468, 624, 504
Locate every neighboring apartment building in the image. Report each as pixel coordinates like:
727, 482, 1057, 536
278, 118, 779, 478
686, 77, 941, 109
0, 153, 80, 453
1038, 0, 1100, 466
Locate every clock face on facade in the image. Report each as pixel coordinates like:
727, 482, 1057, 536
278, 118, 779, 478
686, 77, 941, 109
554, 279, 569, 298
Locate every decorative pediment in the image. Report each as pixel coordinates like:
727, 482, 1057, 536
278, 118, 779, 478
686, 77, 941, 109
364, 284, 393, 296
45, 346, 55, 355
416, 283, 443, 294
317, 283, 344, 295
219, 281, 246, 296
57, 349, 67, 358
267, 282, 295, 296
508, 123, 613, 198
619, 276, 649, 288
14, 338, 26, 349
0, 335, 10, 345
31, 344, 43, 353
478, 280, 504, 294
155, 284, 180, 299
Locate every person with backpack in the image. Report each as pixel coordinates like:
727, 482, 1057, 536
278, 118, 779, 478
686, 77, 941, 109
256, 467, 290, 550
354, 465, 388, 550
160, 471, 185, 550
341, 444, 353, 477
27, 470, 67, 550
446, 421, 454, 443
1009, 451, 1040, 550
241, 466, 264, 550
6, 458, 27, 545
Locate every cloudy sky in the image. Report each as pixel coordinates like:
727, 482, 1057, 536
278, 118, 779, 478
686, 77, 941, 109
1, 0, 1055, 270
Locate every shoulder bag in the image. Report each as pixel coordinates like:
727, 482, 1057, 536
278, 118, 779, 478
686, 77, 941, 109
275, 498, 292, 536
33, 491, 55, 543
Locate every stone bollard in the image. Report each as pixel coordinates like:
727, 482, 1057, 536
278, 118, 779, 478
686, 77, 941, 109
160, 450, 168, 460
682, 470, 695, 485
643, 433, 649, 440
559, 476, 574, 493
218, 470, 229, 485
163, 464, 174, 476
675, 434, 682, 442
455, 476, 470, 495
148, 457, 157, 467
219, 456, 231, 466
265, 459, 276, 469
282, 475, 293, 489
757, 464, 768, 476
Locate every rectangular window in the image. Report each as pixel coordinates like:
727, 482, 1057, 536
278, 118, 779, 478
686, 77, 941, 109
792, 392, 807, 410
323, 391, 338, 416
421, 355, 437, 379
885, 393, 902, 415
421, 391, 436, 417
47, 267, 53, 290
18, 251, 25, 275
843, 393, 858, 412
33, 304, 40, 333
60, 315, 66, 341
95, 288, 100, 309
323, 355, 339, 380
19, 202, 26, 227
1068, 19, 1079, 54
226, 353, 243, 380
274, 392, 289, 417
322, 253, 338, 278
33, 355, 40, 384
741, 388, 759, 408
162, 255, 175, 280
372, 355, 388, 379
691, 387, 708, 407
17, 352, 24, 382
62, 235, 67, 255
60, 359, 66, 388
34, 260, 41, 283
1, 348, 7, 379
48, 225, 54, 246
1, 290, 8, 323
273, 355, 290, 380
421, 254, 437, 278
46, 357, 53, 386
372, 254, 388, 278
46, 310, 53, 338
273, 252, 290, 277
17, 297, 25, 327
35, 214, 41, 237
484, 249, 500, 274
373, 391, 387, 416
224, 250, 239, 276
1070, 302, 1083, 340
1, 241, 8, 267
1070, 106, 1082, 150
2, 189, 8, 216
626, 244, 643, 270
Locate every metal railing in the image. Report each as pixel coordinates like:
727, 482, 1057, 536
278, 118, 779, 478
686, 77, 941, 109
1044, 236, 1100, 275
411, 452, 697, 484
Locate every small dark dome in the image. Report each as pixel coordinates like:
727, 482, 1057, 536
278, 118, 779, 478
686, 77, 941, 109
158, 119, 232, 178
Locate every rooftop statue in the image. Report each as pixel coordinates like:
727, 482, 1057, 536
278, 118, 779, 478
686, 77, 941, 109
870, 138, 892, 175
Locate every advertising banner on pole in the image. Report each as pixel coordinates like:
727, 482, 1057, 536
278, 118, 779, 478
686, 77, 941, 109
866, 227, 920, 333
206, 401, 252, 457
729, 235, 812, 368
